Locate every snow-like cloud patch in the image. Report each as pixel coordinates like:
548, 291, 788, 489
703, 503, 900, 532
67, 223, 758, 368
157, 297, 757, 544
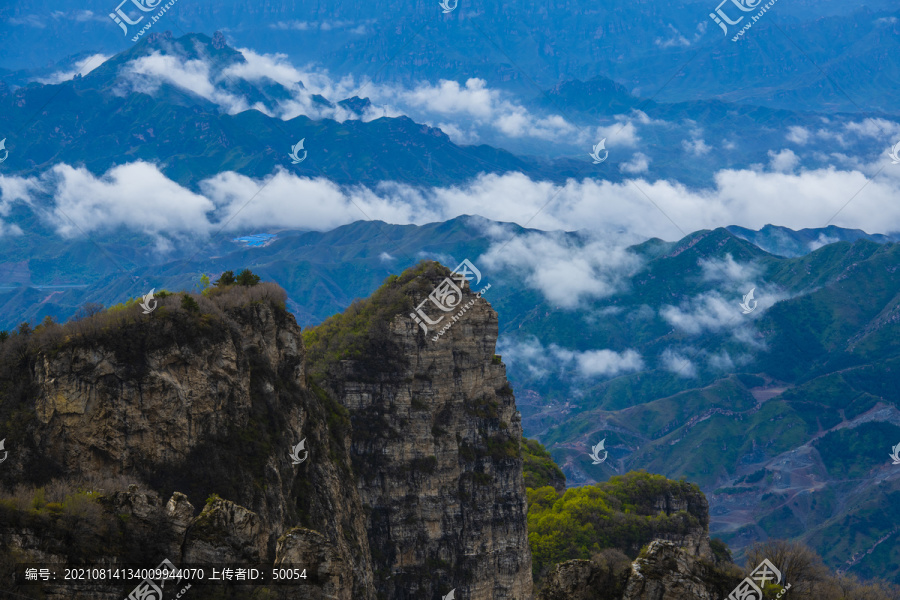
660, 348, 697, 378
36, 54, 111, 84
498, 336, 644, 379
620, 152, 651, 174
7, 160, 900, 247
479, 230, 644, 308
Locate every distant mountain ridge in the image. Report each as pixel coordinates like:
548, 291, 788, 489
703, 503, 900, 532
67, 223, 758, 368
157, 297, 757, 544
0, 218, 893, 330
726, 224, 900, 257
3, 30, 898, 192
2, 216, 900, 582
3, 0, 899, 112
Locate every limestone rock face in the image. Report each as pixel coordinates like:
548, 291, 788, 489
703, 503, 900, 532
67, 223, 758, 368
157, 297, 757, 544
2, 280, 532, 600
182, 496, 265, 563
621, 541, 719, 600
539, 560, 607, 600
539, 542, 724, 600
648, 490, 712, 561
277, 527, 359, 600
7, 299, 372, 599
319, 269, 533, 600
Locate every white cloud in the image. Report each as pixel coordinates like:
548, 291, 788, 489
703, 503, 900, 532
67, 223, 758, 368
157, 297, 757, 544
497, 337, 553, 379
271, 20, 312, 30
498, 336, 644, 380
401, 78, 493, 119
843, 118, 900, 141
768, 149, 799, 173
45, 163, 215, 238
660, 348, 697, 378
11, 10, 104, 27
9, 159, 900, 247
707, 350, 735, 371
379, 252, 396, 262
661, 286, 786, 336
700, 254, 762, 283
807, 233, 839, 251
118, 48, 598, 143
620, 152, 650, 174
0, 175, 36, 237
660, 292, 739, 335
478, 230, 644, 308
786, 126, 810, 145
269, 19, 374, 31
113, 45, 661, 151
122, 52, 251, 114
36, 54, 111, 84
595, 120, 640, 148
683, 137, 711, 156
654, 22, 707, 48
554, 347, 645, 377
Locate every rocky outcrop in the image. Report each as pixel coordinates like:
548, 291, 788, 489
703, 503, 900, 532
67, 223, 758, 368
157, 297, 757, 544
539, 558, 623, 600
0, 273, 532, 600
648, 491, 712, 561
1, 288, 372, 599
621, 541, 720, 600
539, 542, 735, 600
314, 264, 533, 600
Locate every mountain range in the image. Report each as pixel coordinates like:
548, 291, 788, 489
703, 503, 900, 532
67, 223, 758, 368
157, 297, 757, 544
2, 210, 900, 582
2, 30, 898, 192
2, 3, 900, 590
3, 0, 900, 113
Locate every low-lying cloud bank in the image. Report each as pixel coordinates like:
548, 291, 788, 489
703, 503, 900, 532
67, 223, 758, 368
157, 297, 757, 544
497, 336, 645, 380
3, 160, 899, 243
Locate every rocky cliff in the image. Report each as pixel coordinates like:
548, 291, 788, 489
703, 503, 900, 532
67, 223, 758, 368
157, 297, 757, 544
538, 541, 738, 600
306, 262, 532, 600
0, 269, 531, 600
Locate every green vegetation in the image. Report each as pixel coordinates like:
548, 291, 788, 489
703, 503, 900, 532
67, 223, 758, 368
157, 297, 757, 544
486, 434, 520, 460
0, 481, 118, 560
527, 471, 705, 580
521, 437, 566, 492
813, 422, 900, 479
303, 262, 446, 379
181, 293, 201, 313
212, 268, 262, 288
710, 537, 732, 564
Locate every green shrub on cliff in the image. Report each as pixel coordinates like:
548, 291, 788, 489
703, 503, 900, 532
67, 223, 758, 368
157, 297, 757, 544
303, 261, 448, 379
527, 471, 705, 581
521, 438, 566, 492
